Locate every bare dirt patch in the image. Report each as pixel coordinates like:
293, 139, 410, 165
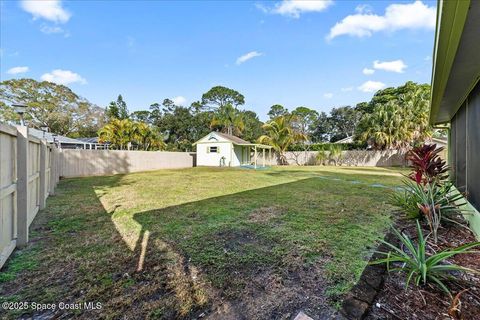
201, 230, 336, 319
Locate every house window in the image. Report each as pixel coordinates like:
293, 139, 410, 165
208, 146, 219, 153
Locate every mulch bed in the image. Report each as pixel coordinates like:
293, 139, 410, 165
365, 217, 480, 320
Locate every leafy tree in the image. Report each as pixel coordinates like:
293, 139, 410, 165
240, 110, 263, 142
149, 102, 162, 121
290, 106, 318, 163
161, 98, 176, 112
201, 86, 245, 109
329, 106, 361, 142
147, 98, 213, 151
258, 115, 306, 164
190, 100, 204, 113
210, 103, 245, 136
267, 104, 289, 119
190, 109, 214, 142
71, 106, 107, 138
155, 105, 197, 151
354, 101, 372, 114
311, 112, 332, 142
130, 110, 151, 123
291, 106, 318, 139
106, 94, 129, 120
370, 81, 424, 107
0, 78, 105, 136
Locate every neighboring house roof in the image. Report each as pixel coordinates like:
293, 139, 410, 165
334, 136, 353, 144
29, 128, 86, 145
430, 0, 480, 124
77, 137, 99, 144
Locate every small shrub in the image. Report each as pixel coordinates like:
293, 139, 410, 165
328, 144, 343, 165
390, 180, 468, 241
315, 150, 328, 165
371, 220, 480, 296
390, 185, 422, 219
407, 144, 448, 185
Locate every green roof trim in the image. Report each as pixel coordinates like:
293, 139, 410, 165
429, 0, 470, 125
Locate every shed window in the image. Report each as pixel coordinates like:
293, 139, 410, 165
208, 146, 219, 153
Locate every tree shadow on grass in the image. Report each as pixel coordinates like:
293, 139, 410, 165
1, 171, 397, 320
126, 176, 395, 319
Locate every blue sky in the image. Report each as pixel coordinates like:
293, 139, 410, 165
1, 0, 436, 121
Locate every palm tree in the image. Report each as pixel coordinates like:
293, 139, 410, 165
360, 102, 408, 149
99, 119, 167, 151
134, 122, 166, 151
98, 119, 138, 150
357, 85, 432, 150
403, 87, 432, 143
210, 103, 245, 136
258, 115, 306, 164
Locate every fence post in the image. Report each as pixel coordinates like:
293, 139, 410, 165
55, 148, 61, 183
16, 126, 29, 248
39, 139, 47, 209
49, 147, 56, 195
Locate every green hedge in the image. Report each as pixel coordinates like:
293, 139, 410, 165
288, 142, 367, 151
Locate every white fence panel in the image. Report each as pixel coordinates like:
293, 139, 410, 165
27, 138, 41, 226
0, 124, 18, 268
0, 125, 59, 269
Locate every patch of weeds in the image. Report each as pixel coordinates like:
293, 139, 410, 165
122, 277, 135, 289
148, 307, 165, 318
48, 216, 87, 235
99, 273, 114, 287
0, 247, 40, 283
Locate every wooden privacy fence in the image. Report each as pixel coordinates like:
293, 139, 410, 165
0, 124, 59, 269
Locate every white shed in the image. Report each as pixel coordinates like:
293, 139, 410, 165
194, 132, 273, 167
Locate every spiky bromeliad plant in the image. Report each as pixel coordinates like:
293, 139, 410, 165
407, 143, 449, 185
390, 180, 469, 242
371, 221, 480, 296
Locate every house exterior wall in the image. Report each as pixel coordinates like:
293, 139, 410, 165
448, 80, 480, 239
450, 81, 480, 211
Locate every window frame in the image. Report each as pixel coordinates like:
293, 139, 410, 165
208, 146, 219, 153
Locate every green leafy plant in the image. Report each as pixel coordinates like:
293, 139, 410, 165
327, 144, 344, 165
315, 150, 328, 165
390, 184, 423, 219
371, 221, 480, 296
390, 180, 468, 231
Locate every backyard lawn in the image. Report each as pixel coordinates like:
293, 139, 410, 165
0, 166, 406, 319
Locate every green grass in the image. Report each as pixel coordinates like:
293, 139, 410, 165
0, 166, 405, 319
